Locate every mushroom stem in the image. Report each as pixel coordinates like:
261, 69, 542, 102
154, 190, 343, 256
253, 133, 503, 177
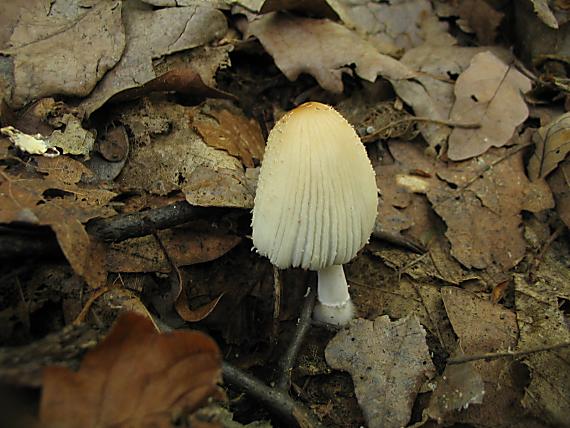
313, 264, 354, 326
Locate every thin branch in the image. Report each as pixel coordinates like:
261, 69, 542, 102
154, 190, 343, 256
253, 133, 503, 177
223, 361, 323, 428
277, 285, 316, 390
362, 116, 480, 143
86, 201, 226, 242
447, 342, 570, 365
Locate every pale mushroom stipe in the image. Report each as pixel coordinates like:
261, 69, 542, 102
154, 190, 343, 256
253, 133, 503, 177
252, 102, 378, 325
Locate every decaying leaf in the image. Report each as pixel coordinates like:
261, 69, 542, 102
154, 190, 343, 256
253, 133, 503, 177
326, 0, 450, 55
35, 156, 94, 185
0, 126, 53, 156
514, 244, 570, 427
528, 112, 570, 181
448, 51, 532, 160
46, 114, 95, 157
529, 0, 559, 28
454, 0, 504, 44
0, 170, 116, 287
427, 361, 485, 423
325, 315, 435, 428
190, 102, 265, 168
386, 141, 554, 270
2, 1, 125, 108
392, 45, 505, 153
117, 99, 254, 208
440, 287, 534, 427
247, 12, 414, 94
105, 230, 242, 273
40, 312, 223, 428
80, 2, 228, 116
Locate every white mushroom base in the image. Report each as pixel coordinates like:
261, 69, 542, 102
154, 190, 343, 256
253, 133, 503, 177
313, 264, 354, 326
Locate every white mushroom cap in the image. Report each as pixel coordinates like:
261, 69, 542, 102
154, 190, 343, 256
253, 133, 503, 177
252, 102, 378, 270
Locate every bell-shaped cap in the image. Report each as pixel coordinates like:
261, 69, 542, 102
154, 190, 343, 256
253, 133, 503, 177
252, 102, 378, 270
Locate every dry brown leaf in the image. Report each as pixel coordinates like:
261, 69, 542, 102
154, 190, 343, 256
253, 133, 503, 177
107, 68, 235, 106
0, 171, 116, 287
392, 46, 503, 153
454, 0, 504, 44
326, 0, 452, 55
448, 51, 532, 160
325, 315, 435, 428
247, 12, 414, 94
116, 99, 254, 208
439, 287, 536, 427
528, 112, 570, 181
514, 246, 570, 427
190, 104, 265, 168
387, 141, 554, 271
105, 230, 242, 273
80, 2, 228, 116
2, 1, 125, 108
35, 156, 94, 185
40, 312, 223, 428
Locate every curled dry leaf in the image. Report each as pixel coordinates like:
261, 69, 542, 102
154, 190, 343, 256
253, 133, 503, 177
190, 104, 265, 168
247, 12, 414, 94
454, 0, 504, 44
448, 51, 532, 160
40, 312, 223, 428
528, 112, 570, 181
105, 230, 242, 273
547, 159, 570, 227
325, 315, 435, 428
2, 1, 125, 108
80, 2, 228, 116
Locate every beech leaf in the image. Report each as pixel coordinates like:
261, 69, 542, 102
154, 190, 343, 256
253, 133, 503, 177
40, 312, 223, 428
448, 51, 531, 160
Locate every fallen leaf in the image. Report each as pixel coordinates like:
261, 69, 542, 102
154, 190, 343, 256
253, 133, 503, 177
247, 12, 414, 94
0, 126, 53, 156
386, 141, 554, 270
105, 230, 242, 273
2, 1, 125, 108
0, 171, 116, 287
528, 112, 570, 180
326, 0, 451, 55
190, 102, 265, 168
40, 312, 223, 428
35, 156, 94, 185
454, 0, 504, 44
448, 51, 532, 160
47, 114, 95, 156
514, 244, 570, 427
547, 159, 570, 227
392, 45, 505, 153
440, 287, 534, 427
325, 315, 435, 428
529, 0, 559, 28
175, 292, 225, 322
427, 360, 485, 423
116, 99, 254, 208
80, 2, 228, 116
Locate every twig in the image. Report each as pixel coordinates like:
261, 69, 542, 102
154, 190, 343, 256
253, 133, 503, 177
277, 285, 316, 390
447, 342, 570, 365
86, 201, 225, 242
72, 286, 111, 325
362, 116, 480, 143
272, 267, 282, 342
223, 361, 323, 428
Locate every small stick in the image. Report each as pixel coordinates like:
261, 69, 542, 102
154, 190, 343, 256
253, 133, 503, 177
447, 341, 570, 365
223, 361, 323, 428
277, 285, 316, 390
272, 267, 282, 342
362, 116, 480, 143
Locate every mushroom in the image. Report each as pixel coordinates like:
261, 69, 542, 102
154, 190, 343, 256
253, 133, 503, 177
252, 102, 378, 325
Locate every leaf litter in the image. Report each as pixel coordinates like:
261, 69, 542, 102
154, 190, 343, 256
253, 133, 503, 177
0, 0, 569, 427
